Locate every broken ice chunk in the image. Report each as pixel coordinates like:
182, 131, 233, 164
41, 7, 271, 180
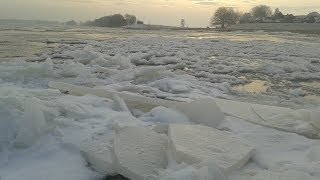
168, 124, 254, 173
113, 127, 168, 180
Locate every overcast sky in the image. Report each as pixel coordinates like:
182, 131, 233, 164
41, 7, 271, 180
1, 0, 319, 27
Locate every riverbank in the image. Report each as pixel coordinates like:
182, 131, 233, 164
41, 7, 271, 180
123, 23, 320, 34
228, 23, 320, 34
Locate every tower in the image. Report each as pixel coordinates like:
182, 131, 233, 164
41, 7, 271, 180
181, 19, 185, 28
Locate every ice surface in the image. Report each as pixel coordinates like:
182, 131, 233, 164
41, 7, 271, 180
0, 136, 102, 180
1, 30, 320, 180
214, 98, 320, 138
16, 57, 54, 78
171, 99, 224, 128
134, 66, 174, 84
169, 124, 254, 172
49, 82, 225, 127
0, 98, 19, 157
290, 88, 308, 97
151, 79, 191, 94
0, 86, 63, 156
141, 106, 190, 124
307, 145, 320, 162
57, 60, 91, 78
69, 49, 100, 65
220, 116, 318, 177
107, 112, 146, 130
274, 162, 320, 178
310, 108, 320, 130
0, 88, 128, 179
113, 127, 168, 180
233, 170, 316, 180
81, 137, 116, 175
14, 97, 48, 148
158, 165, 226, 180
113, 95, 131, 113
159, 166, 206, 180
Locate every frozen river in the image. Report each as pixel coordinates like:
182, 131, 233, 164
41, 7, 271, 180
1, 21, 320, 180
2, 22, 319, 107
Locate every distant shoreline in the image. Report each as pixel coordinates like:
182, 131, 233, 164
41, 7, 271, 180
227, 23, 320, 34
2, 19, 320, 34
124, 23, 320, 34
0, 19, 59, 24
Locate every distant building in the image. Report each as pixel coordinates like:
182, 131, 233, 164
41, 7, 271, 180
294, 12, 320, 23
262, 17, 275, 23
247, 11, 320, 24
294, 15, 307, 23
137, 20, 144, 25
255, 17, 277, 23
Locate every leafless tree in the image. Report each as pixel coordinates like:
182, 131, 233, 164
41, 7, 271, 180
251, 5, 272, 19
273, 8, 284, 19
125, 14, 137, 25
211, 7, 240, 28
240, 13, 253, 24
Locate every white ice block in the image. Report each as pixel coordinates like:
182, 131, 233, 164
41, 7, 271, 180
113, 127, 168, 180
168, 124, 254, 173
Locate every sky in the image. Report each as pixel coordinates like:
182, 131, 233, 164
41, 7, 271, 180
0, 0, 319, 27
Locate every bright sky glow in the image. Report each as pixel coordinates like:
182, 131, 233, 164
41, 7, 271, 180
0, 0, 319, 27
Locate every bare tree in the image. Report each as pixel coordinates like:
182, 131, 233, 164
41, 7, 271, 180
240, 13, 253, 24
273, 8, 284, 19
125, 14, 137, 25
274, 8, 281, 15
251, 5, 272, 19
211, 7, 240, 28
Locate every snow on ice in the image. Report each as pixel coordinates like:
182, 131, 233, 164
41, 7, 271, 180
0, 30, 320, 180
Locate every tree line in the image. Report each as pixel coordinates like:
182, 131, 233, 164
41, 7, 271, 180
211, 5, 319, 28
82, 14, 143, 27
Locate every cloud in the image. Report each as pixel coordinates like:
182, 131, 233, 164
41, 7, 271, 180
189, 0, 218, 6
54, 0, 99, 3
196, 2, 218, 5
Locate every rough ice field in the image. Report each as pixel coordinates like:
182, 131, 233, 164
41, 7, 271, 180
35, 31, 320, 108
0, 30, 320, 180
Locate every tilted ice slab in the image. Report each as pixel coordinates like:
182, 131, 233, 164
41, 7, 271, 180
168, 124, 254, 173
213, 98, 320, 138
14, 97, 48, 148
48, 82, 225, 128
113, 127, 168, 180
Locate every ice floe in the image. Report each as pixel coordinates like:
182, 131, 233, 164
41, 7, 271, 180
168, 124, 254, 172
113, 127, 168, 180
214, 98, 320, 138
